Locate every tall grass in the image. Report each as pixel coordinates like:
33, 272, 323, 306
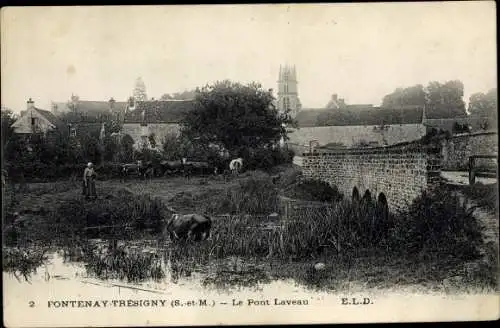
3, 247, 49, 282
84, 245, 165, 282
170, 173, 280, 215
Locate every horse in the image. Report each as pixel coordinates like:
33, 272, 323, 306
164, 212, 212, 242
229, 158, 243, 175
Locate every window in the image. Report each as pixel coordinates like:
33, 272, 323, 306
31, 117, 36, 126
70, 128, 77, 137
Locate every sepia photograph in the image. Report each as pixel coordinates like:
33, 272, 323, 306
1, 2, 498, 327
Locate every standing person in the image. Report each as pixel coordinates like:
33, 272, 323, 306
83, 162, 97, 200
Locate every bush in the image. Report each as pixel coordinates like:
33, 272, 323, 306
244, 148, 295, 171
389, 188, 484, 260
284, 179, 344, 203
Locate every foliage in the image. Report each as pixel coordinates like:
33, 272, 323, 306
468, 88, 497, 119
283, 179, 344, 203
390, 188, 484, 260
2, 247, 49, 282
148, 133, 157, 149
243, 147, 295, 171
84, 246, 165, 282
192, 173, 279, 215
160, 89, 198, 100
452, 122, 471, 134
119, 134, 135, 163
162, 133, 183, 160
1, 108, 17, 154
381, 80, 467, 118
181, 80, 295, 157
382, 84, 427, 108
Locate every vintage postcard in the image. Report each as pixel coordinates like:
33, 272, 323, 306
1, 2, 498, 327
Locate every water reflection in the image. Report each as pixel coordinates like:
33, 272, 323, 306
9, 239, 282, 293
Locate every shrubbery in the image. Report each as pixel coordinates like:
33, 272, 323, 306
389, 188, 484, 260
243, 148, 295, 171
283, 178, 343, 203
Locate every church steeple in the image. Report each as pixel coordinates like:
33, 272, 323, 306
277, 64, 301, 118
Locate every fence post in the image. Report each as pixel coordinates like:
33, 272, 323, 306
469, 156, 476, 185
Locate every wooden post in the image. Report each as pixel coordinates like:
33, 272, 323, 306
469, 156, 476, 185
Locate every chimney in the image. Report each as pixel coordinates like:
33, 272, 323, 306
332, 94, 338, 101
27, 98, 35, 110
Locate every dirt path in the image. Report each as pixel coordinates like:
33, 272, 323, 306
441, 171, 498, 247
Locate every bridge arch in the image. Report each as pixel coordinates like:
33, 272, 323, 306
377, 192, 389, 222
352, 186, 360, 203
362, 189, 372, 204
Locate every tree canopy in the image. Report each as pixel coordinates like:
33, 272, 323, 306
468, 88, 497, 119
180, 80, 295, 157
160, 89, 198, 100
381, 80, 467, 118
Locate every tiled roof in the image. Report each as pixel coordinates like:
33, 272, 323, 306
34, 108, 66, 131
123, 100, 195, 123
297, 106, 425, 127
52, 100, 128, 116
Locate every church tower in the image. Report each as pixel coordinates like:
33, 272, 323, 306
277, 64, 302, 118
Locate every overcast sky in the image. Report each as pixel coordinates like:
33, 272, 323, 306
1, 2, 497, 113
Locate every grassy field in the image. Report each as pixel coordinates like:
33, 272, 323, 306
2, 165, 498, 293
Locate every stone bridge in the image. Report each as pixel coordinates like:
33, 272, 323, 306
301, 140, 442, 213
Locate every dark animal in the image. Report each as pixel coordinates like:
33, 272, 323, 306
165, 213, 212, 242
120, 163, 140, 181
160, 160, 184, 176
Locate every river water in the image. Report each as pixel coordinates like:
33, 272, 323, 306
3, 242, 499, 326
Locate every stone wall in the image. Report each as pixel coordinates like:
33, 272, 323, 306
440, 131, 498, 170
287, 124, 427, 149
121, 123, 181, 149
301, 141, 442, 213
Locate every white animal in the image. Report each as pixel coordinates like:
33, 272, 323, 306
313, 262, 326, 271
229, 158, 243, 175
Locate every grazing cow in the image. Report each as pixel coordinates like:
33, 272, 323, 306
120, 163, 140, 182
165, 213, 212, 242
160, 160, 184, 176
229, 158, 243, 175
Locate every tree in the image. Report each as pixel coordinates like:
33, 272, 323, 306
381, 80, 467, 118
148, 133, 157, 149
468, 88, 497, 118
425, 80, 466, 118
162, 133, 182, 160
181, 80, 295, 157
381, 85, 426, 108
119, 134, 135, 163
1, 109, 17, 153
160, 89, 198, 100
133, 77, 148, 101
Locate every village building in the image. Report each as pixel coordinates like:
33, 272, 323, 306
11, 98, 66, 141
276, 64, 302, 118
121, 97, 195, 149
280, 65, 496, 155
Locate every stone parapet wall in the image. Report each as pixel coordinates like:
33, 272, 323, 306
301, 141, 442, 213
440, 131, 498, 170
